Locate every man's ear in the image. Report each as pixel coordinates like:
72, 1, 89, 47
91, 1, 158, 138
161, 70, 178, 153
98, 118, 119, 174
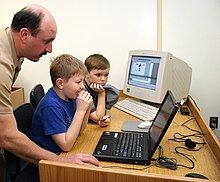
20, 28, 29, 41
56, 78, 64, 89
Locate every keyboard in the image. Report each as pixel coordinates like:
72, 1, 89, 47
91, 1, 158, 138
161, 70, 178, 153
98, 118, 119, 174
113, 132, 144, 158
114, 98, 159, 121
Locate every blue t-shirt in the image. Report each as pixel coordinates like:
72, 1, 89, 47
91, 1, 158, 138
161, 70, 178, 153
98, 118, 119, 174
30, 87, 76, 153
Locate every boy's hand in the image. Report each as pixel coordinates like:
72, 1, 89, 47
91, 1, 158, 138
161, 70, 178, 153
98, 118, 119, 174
98, 115, 111, 127
90, 83, 105, 93
76, 90, 93, 111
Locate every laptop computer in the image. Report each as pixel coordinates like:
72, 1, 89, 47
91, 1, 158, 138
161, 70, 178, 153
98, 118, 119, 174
93, 90, 179, 165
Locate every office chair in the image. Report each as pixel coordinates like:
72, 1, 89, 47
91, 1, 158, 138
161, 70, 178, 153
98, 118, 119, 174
30, 84, 45, 110
5, 103, 37, 181
13, 103, 34, 137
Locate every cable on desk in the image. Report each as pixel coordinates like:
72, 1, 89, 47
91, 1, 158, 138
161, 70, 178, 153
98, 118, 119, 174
154, 146, 177, 170
181, 117, 195, 126
181, 117, 204, 135
168, 117, 207, 169
169, 116, 206, 148
168, 131, 206, 153
174, 146, 195, 169
167, 138, 199, 169
169, 133, 206, 146
102, 146, 178, 171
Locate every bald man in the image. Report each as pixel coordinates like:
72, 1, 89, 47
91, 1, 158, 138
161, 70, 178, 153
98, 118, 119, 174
0, 4, 99, 170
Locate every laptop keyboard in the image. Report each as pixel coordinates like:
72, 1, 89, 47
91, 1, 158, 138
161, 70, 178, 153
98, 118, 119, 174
113, 132, 144, 158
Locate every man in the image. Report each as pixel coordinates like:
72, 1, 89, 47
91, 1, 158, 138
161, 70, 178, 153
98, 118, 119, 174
0, 4, 99, 168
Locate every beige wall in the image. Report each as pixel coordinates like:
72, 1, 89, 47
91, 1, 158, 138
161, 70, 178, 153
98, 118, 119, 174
0, 0, 157, 101
162, 0, 220, 138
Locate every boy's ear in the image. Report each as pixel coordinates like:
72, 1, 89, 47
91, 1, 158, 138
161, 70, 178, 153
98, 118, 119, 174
56, 78, 64, 89
85, 74, 89, 78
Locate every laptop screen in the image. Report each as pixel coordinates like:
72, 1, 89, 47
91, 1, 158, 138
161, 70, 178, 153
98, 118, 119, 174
148, 91, 178, 159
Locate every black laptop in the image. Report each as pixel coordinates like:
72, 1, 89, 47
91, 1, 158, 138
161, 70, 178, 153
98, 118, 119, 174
93, 90, 179, 165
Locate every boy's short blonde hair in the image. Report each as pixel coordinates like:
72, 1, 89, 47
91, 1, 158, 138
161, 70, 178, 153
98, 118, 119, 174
50, 54, 87, 86
85, 54, 110, 72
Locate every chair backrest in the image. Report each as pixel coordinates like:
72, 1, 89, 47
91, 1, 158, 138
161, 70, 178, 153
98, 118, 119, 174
5, 103, 34, 181
14, 103, 34, 136
30, 84, 45, 110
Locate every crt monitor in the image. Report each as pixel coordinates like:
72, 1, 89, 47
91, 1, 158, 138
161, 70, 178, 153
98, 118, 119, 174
123, 50, 192, 104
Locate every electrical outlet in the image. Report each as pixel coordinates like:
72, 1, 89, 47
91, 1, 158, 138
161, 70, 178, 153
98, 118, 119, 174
209, 117, 218, 129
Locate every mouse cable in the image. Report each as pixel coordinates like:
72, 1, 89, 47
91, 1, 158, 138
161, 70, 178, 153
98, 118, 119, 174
154, 146, 177, 170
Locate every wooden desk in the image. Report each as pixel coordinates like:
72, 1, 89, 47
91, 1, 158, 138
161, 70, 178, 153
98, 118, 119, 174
39, 96, 220, 182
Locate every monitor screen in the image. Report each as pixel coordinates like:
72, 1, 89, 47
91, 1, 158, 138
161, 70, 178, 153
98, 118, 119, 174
128, 56, 160, 91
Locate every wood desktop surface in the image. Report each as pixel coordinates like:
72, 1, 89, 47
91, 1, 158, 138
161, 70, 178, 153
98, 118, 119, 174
39, 96, 220, 182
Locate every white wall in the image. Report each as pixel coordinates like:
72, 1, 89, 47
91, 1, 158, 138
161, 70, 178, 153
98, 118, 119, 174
0, 0, 157, 100
162, 0, 220, 137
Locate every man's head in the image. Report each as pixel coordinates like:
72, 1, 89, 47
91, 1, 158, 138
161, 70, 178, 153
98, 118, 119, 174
85, 54, 110, 85
50, 54, 88, 100
11, 4, 57, 61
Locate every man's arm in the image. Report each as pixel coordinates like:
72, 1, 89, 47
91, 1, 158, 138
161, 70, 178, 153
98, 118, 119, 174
0, 113, 61, 164
0, 113, 99, 166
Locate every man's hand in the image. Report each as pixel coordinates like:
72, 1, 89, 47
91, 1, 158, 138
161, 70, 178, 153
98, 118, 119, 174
61, 153, 100, 167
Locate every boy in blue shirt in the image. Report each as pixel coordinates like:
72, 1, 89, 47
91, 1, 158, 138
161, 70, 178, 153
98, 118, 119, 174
30, 54, 92, 153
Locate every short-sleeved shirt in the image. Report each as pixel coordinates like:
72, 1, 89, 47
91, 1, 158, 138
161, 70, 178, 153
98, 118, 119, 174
30, 88, 76, 153
0, 27, 24, 114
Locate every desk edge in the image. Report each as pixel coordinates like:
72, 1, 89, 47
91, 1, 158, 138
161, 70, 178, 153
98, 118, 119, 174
187, 97, 220, 164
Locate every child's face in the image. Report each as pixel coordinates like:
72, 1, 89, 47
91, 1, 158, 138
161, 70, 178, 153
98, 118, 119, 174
62, 74, 85, 100
86, 68, 110, 85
